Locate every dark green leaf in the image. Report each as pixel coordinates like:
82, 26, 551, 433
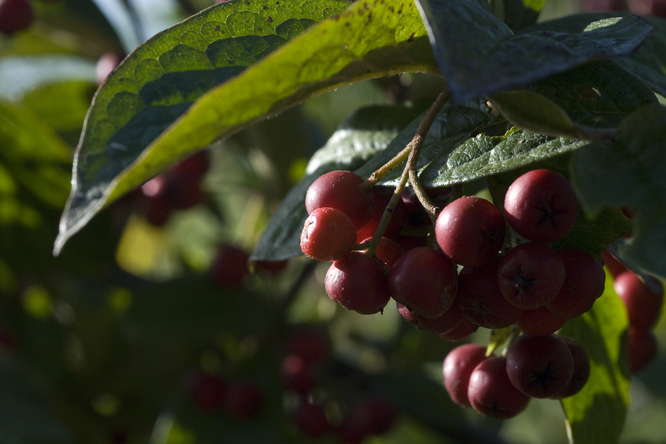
415, 0, 651, 102
252, 103, 427, 261
572, 103, 666, 279
405, 128, 588, 188
521, 13, 666, 98
0, 354, 72, 444
56, 0, 438, 254
502, 0, 544, 32
121, 277, 273, 341
559, 271, 630, 444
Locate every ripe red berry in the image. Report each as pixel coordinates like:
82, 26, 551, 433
281, 355, 316, 396
551, 336, 590, 399
0, 0, 33, 35
546, 249, 606, 319
435, 196, 506, 267
516, 306, 567, 336
505, 334, 574, 398
209, 244, 250, 288
438, 316, 479, 342
223, 379, 264, 421
356, 186, 406, 242
388, 247, 458, 318
457, 261, 524, 329
497, 242, 565, 309
188, 371, 227, 411
301, 207, 357, 261
601, 249, 627, 278
358, 236, 404, 269
503, 169, 578, 243
614, 271, 664, 330
325, 252, 390, 315
467, 356, 531, 419
627, 327, 658, 373
397, 302, 463, 335
443, 344, 489, 407
305, 171, 373, 230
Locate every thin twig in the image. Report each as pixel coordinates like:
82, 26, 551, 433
364, 89, 451, 256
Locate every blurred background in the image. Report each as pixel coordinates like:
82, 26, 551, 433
0, 0, 665, 443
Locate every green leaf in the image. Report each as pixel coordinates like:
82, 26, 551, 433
415, 0, 652, 102
56, 0, 438, 254
252, 103, 427, 261
502, 0, 545, 32
121, 277, 273, 341
488, 60, 656, 139
521, 13, 666, 98
559, 271, 630, 444
572, 103, 666, 279
20, 81, 96, 132
406, 128, 588, 188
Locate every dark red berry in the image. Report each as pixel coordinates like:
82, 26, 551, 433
0, 0, 33, 34
504, 169, 578, 243
435, 196, 506, 267
551, 336, 590, 399
223, 379, 264, 421
209, 244, 250, 288
443, 344, 489, 407
301, 207, 357, 261
628, 327, 658, 373
305, 171, 373, 230
614, 271, 664, 330
467, 356, 531, 419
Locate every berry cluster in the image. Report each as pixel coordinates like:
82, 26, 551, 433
603, 249, 664, 373
136, 151, 210, 226
443, 334, 590, 418
300, 168, 617, 418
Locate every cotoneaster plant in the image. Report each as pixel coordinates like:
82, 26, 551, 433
50, 0, 666, 442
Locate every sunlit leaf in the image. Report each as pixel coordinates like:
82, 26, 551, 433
56, 0, 438, 254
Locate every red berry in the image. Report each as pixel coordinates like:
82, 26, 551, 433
438, 316, 480, 341
358, 236, 404, 269
506, 334, 574, 398
627, 327, 658, 373
551, 336, 590, 399
301, 207, 357, 261
305, 171, 373, 230
281, 355, 316, 396
516, 307, 567, 336
0, 0, 33, 34
325, 252, 390, 315
503, 169, 578, 243
356, 186, 406, 242
223, 379, 264, 420
435, 196, 506, 267
443, 344, 489, 407
397, 302, 463, 335
497, 242, 565, 309
209, 244, 250, 288
388, 247, 458, 318
601, 249, 627, 278
467, 356, 531, 419
614, 271, 664, 330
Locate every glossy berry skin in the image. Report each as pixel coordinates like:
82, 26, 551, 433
435, 196, 506, 267
504, 169, 578, 243
628, 327, 658, 373
325, 252, 390, 315
443, 344, 489, 407
614, 271, 664, 330
497, 242, 565, 309
551, 337, 590, 399
389, 247, 458, 318
467, 356, 531, 419
546, 248, 606, 319
439, 317, 480, 341
516, 307, 567, 336
506, 334, 574, 399
301, 207, 357, 261
0, 0, 33, 34
457, 261, 524, 329
305, 171, 373, 230
397, 302, 463, 335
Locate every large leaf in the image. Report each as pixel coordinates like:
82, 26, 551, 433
521, 13, 666, 98
502, 0, 545, 32
55, 0, 439, 254
572, 103, 666, 279
488, 60, 657, 139
559, 271, 630, 444
415, 0, 652, 103
251, 102, 432, 261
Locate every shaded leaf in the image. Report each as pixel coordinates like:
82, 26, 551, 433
572, 103, 666, 279
56, 0, 438, 254
559, 270, 630, 444
502, 0, 545, 32
521, 13, 666, 98
415, 0, 652, 102
252, 103, 428, 261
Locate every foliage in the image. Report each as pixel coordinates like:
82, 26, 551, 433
1, 0, 666, 443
